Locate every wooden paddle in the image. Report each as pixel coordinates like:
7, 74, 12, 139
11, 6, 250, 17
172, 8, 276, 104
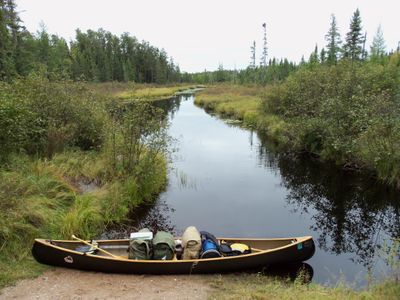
71, 235, 125, 259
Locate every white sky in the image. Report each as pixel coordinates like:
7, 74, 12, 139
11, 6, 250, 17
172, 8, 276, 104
16, 0, 399, 72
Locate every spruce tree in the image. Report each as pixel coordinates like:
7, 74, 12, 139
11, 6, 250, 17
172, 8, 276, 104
343, 9, 364, 61
325, 14, 342, 65
370, 25, 386, 62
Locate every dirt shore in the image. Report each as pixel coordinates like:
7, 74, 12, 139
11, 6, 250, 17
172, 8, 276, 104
0, 269, 213, 300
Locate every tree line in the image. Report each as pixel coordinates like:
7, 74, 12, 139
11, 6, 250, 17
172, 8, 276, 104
0, 0, 180, 83
186, 9, 398, 85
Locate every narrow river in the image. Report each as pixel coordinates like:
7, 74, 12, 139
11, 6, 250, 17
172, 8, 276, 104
130, 94, 399, 287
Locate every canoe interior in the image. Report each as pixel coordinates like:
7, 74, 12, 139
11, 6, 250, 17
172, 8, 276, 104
49, 237, 301, 259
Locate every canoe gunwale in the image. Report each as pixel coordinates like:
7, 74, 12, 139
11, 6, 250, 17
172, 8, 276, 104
33, 236, 313, 264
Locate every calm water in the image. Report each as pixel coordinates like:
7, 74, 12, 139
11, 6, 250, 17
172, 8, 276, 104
125, 94, 400, 286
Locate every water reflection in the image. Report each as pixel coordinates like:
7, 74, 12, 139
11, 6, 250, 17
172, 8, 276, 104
153, 95, 182, 120
257, 133, 400, 268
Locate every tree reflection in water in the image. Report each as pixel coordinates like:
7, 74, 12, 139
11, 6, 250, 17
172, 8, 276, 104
257, 132, 400, 268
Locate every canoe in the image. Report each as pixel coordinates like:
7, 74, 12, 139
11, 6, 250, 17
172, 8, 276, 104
32, 236, 315, 274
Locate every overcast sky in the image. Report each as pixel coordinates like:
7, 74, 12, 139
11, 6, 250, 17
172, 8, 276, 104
16, 0, 399, 72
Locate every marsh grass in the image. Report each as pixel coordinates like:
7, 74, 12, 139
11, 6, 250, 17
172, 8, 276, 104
195, 85, 261, 120
113, 84, 198, 100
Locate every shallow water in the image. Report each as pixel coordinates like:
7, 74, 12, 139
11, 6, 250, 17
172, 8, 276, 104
121, 94, 400, 286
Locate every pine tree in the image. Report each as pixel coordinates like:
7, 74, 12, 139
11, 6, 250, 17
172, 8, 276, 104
343, 9, 364, 61
325, 14, 342, 65
260, 23, 267, 67
370, 25, 386, 62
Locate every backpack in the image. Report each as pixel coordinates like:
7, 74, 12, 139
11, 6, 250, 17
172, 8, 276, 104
152, 231, 175, 260
182, 226, 201, 260
200, 231, 221, 259
128, 228, 153, 260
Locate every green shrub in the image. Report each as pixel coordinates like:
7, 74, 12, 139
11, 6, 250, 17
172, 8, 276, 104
261, 55, 400, 184
0, 76, 108, 159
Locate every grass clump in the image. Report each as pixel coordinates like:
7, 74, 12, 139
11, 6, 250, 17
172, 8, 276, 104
209, 274, 400, 300
195, 84, 262, 121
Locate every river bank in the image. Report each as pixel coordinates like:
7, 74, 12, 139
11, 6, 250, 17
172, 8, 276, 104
0, 81, 187, 288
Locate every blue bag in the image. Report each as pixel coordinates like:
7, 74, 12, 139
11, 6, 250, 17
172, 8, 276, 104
200, 231, 221, 259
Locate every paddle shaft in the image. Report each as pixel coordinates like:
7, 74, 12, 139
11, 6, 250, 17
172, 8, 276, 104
71, 235, 123, 259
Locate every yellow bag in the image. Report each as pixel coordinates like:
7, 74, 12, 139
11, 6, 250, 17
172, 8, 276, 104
230, 243, 251, 254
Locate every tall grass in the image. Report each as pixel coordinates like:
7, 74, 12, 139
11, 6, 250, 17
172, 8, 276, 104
0, 150, 167, 287
0, 79, 172, 287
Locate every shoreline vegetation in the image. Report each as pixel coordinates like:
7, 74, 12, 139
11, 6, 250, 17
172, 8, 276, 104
0, 80, 187, 288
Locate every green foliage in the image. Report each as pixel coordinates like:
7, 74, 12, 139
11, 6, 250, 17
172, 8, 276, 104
261, 54, 400, 185
107, 101, 170, 176
0, 76, 107, 159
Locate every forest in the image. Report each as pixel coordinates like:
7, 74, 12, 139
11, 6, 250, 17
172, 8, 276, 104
0, 0, 180, 83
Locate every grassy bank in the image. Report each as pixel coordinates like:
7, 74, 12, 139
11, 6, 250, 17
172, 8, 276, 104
95, 83, 203, 100
0, 78, 173, 288
194, 84, 289, 146
209, 274, 400, 299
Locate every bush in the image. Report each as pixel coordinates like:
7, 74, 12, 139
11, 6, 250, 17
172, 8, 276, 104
0, 76, 108, 160
261, 54, 400, 184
